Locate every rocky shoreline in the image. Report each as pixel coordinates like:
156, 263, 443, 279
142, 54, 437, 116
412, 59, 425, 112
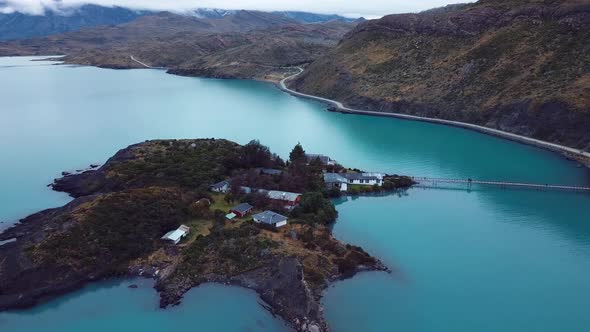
323, 105, 590, 170
152, 257, 389, 331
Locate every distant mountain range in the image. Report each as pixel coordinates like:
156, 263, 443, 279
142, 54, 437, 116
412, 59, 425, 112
0, 4, 358, 41
0, 8, 357, 80
272, 11, 359, 24
0, 5, 149, 40
190, 8, 358, 23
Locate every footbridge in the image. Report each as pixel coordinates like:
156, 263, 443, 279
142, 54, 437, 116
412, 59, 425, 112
411, 176, 590, 192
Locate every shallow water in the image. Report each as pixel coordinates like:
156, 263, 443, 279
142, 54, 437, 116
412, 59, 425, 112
0, 279, 288, 332
1, 56, 589, 331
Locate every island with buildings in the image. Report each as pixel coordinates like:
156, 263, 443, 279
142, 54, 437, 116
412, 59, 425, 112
0, 138, 413, 332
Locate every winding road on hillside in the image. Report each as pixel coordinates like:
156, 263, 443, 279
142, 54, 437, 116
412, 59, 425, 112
279, 67, 590, 165
130, 55, 167, 70
130, 55, 152, 68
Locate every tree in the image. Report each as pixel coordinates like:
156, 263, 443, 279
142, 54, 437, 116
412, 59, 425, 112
289, 143, 306, 164
309, 157, 324, 174
291, 192, 338, 225
243, 140, 273, 168
272, 154, 286, 168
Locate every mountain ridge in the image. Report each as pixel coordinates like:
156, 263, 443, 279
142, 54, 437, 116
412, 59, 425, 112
0, 4, 358, 41
0, 10, 356, 80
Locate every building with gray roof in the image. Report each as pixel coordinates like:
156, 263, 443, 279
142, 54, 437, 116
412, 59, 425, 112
252, 210, 288, 228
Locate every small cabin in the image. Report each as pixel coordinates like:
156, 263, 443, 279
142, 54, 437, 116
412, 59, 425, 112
252, 211, 288, 228
210, 180, 230, 193
231, 203, 254, 218
266, 190, 302, 207
161, 225, 190, 245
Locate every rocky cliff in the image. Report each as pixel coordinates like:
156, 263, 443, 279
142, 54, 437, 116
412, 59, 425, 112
291, 0, 590, 150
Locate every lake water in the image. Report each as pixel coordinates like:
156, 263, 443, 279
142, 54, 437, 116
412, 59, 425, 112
1, 56, 589, 331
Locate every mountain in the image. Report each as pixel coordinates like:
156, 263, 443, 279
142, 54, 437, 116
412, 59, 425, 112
290, 0, 590, 150
273, 11, 359, 23
0, 4, 359, 41
0, 4, 148, 41
0, 11, 356, 80
189, 8, 237, 19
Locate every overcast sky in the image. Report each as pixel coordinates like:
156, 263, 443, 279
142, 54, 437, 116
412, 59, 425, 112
0, 0, 470, 18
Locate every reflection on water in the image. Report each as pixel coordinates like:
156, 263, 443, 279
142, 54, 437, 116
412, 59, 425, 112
328, 189, 590, 332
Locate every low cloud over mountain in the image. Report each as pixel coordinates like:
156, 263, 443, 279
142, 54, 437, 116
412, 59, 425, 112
0, 0, 469, 18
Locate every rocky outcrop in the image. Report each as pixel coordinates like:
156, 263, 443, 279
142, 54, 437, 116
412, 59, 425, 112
155, 255, 387, 332
156, 257, 326, 331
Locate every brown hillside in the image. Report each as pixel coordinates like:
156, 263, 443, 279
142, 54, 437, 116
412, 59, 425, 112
291, 0, 590, 150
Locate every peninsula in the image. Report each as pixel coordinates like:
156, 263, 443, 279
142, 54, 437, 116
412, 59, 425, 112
0, 138, 413, 332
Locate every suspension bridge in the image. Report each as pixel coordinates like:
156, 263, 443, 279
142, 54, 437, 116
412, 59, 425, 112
410, 176, 590, 192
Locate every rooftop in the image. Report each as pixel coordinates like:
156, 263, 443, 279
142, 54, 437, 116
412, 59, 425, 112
305, 154, 334, 164
267, 190, 301, 202
161, 224, 190, 242
324, 173, 348, 183
252, 210, 288, 225
232, 203, 254, 214
210, 180, 229, 189
342, 173, 379, 181
258, 168, 284, 176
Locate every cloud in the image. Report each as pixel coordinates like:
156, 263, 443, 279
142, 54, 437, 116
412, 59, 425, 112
0, 0, 471, 17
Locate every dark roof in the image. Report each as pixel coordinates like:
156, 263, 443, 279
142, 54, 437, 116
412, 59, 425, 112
260, 168, 284, 176
267, 190, 301, 202
232, 203, 253, 214
324, 173, 348, 183
306, 154, 332, 164
252, 210, 288, 225
342, 173, 379, 181
210, 180, 229, 189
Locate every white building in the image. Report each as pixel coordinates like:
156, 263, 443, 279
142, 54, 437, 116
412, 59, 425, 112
342, 173, 383, 186
161, 225, 190, 245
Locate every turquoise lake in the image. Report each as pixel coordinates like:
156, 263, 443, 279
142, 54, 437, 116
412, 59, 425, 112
1, 56, 589, 331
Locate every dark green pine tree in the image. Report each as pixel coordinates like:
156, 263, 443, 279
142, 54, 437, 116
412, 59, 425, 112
289, 142, 306, 163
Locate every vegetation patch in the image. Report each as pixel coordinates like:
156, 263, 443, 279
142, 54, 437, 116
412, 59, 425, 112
29, 187, 191, 272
